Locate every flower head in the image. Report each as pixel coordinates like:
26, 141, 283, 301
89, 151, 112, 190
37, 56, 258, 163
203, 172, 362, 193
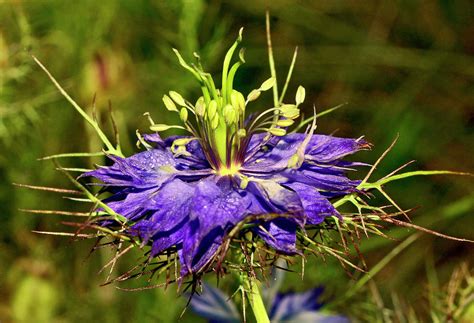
84, 30, 370, 276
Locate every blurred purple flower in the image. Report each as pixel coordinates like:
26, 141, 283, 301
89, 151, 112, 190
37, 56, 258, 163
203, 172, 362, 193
85, 132, 369, 276
190, 283, 350, 323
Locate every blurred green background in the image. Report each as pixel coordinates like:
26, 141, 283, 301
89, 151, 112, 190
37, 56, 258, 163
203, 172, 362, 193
1, 0, 473, 322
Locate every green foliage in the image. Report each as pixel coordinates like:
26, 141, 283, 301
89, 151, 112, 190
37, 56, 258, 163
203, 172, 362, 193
12, 275, 58, 323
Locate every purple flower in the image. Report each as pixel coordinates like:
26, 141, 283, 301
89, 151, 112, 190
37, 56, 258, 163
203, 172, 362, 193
83, 30, 370, 276
85, 133, 368, 275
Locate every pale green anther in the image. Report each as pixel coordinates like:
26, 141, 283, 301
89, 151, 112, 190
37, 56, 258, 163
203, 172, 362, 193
276, 119, 294, 127
231, 90, 246, 112
247, 89, 261, 102
171, 138, 193, 157
169, 91, 186, 106
143, 112, 155, 125
195, 97, 205, 117
211, 114, 220, 129
172, 144, 189, 156
180, 107, 188, 122
284, 109, 300, 119
268, 127, 286, 136
280, 104, 300, 119
173, 137, 194, 146
280, 103, 297, 110
288, 109, 316, 169
223, 104, 237, 125
295, 85, 306, 105
162, 94, 178, 112
259, 77, 276, 91
287, 154, 299, 169
240, 176, 249, 189
150, 124, 184, 132
237, 128, 246, 138
136, 129, 152, 150
207, 100, 218, 120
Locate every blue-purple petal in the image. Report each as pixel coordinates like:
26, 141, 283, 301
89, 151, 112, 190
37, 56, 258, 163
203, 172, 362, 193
286, 182, 339, 224
181, 176, 251, 274
83, 149, 176, 188
121, 179, 196, 256
255, 218, 298, 254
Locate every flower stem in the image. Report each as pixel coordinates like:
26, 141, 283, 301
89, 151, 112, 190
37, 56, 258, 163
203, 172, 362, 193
242, 274, 270, 323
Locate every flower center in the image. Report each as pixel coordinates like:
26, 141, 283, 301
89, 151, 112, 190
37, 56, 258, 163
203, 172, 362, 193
150, 29, 303, 172
218, 164, 241, 176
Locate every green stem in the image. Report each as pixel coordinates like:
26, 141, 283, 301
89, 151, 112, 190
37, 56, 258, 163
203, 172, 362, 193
242, 274, 270, 323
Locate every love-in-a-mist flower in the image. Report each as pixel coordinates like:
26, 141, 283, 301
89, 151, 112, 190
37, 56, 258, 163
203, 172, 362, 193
84, 29, 370, 276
